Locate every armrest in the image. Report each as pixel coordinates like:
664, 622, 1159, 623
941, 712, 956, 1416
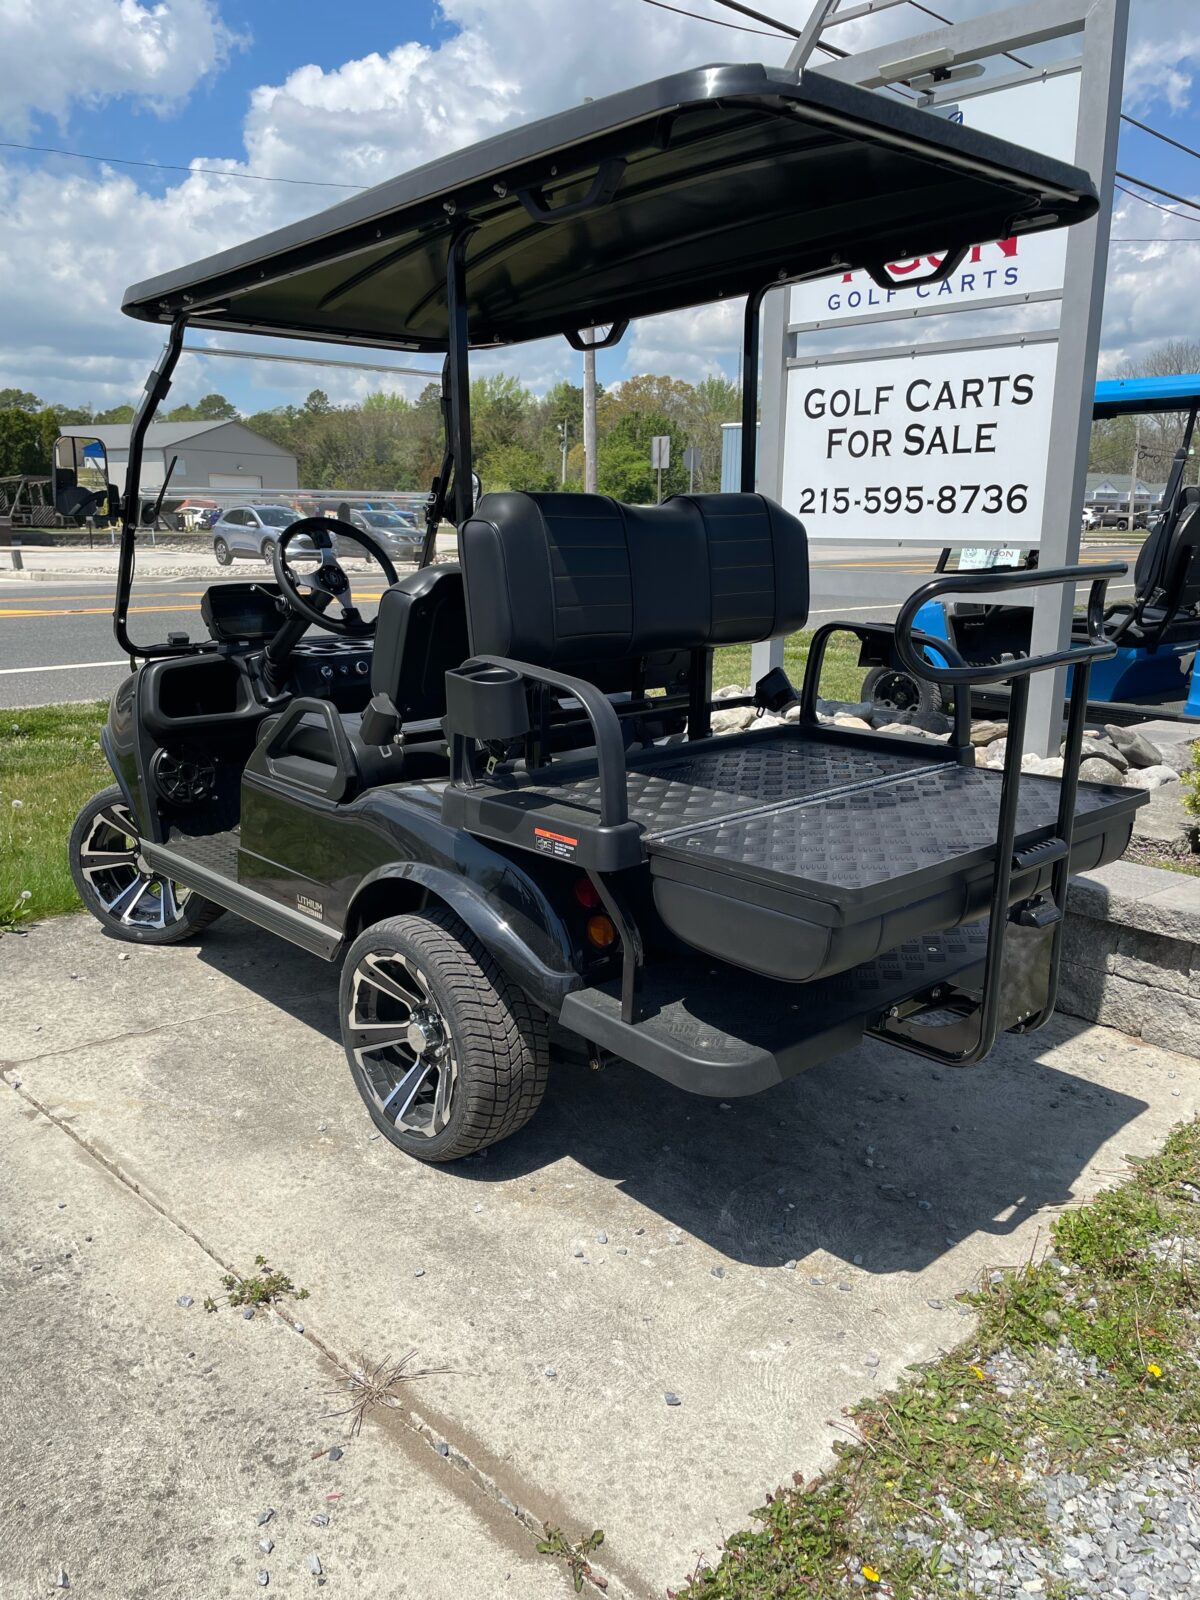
458, 655, 630, 828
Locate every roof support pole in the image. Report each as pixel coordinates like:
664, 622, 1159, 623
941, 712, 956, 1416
1023, 0, 1128, 756
739, 285, 767, 493
114, 317, 186, 657
445, 225, 476, 527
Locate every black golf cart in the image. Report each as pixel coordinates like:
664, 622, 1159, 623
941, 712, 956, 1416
70, 63, 1142, 1162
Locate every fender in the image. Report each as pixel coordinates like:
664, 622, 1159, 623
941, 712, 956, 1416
345, 860, 581, 1015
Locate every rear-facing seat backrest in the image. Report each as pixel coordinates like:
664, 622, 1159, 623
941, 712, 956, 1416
458, 491, 809, 683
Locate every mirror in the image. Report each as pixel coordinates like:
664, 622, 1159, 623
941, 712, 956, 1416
53, 435, 112, 525
472, 471, 483, 502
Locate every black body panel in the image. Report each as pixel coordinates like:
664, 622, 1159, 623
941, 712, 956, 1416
559, 923, 990, 1096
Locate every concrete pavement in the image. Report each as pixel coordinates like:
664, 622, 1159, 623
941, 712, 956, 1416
3, 912, 1198, 1596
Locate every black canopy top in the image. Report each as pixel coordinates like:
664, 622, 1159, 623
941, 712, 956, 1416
122, 63, 1098, 352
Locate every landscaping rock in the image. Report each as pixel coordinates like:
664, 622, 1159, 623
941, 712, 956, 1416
817, 697, 874, 721
1122, 764, 1181, 792
1104, 723, 1162, 768
1131, 785, 1195, 849
1025, 756, 1065, 778
1078, 757, 1125, 785
711, 705, 756, 735
1070, 735, 1129, 772
831, 713, 872, 731
712, 683, 749, 702
969, 719, 1007, 746
1154, 737, 1198, 776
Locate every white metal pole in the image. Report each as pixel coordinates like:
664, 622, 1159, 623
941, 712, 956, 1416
583, 341, 597, 493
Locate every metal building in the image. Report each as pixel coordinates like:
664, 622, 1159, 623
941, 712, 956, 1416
58, 421, 297, 493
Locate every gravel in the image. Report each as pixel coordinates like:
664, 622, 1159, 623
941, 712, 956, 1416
886, 1348, 1200, 1597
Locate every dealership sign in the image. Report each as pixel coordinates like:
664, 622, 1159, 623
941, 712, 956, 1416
780, 342, 1059, 544
789, 233, 1067, 326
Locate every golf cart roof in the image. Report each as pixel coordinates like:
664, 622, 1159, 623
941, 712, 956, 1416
1093, 374, 1200, 419
121, 62, 1098, 353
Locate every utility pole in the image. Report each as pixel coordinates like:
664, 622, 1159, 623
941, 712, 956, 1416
1128, 416, 1141, 532
558, 422, 569, 485
583, 341, 597, 493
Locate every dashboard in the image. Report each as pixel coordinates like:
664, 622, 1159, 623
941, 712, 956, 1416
291, 636, 373, 701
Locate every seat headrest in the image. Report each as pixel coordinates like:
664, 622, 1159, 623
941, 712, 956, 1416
459, 491, 808, 670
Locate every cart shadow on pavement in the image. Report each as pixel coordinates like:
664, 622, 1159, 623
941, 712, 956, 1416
195, 920, 1147, 1276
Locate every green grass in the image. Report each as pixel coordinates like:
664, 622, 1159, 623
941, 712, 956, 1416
714, 630, 866, 702
675, 1119, 1200, 1600
0, 701, 109, 927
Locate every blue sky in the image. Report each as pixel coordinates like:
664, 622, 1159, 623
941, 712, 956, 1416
2, 1, 1200, 416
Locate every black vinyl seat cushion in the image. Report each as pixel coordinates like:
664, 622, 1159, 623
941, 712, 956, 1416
459, 490, 809, 682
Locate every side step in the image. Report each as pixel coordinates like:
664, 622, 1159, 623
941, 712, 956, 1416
558, 924, 988, 1097
141, 837, 342, 960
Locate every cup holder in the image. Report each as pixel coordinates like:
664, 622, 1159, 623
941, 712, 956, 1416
444, 662, 530, 742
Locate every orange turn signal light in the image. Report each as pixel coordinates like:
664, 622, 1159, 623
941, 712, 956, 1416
586, 914, 617, 949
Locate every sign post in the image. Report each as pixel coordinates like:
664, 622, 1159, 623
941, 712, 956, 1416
651, 435, 671, 503
684, 444, 702, 492
751, 0, 1128, 757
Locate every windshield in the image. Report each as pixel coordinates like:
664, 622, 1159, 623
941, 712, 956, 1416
256, 506, 296, 527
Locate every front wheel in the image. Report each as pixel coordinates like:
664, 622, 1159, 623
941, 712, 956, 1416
213, 536, 232, 566
861, 663, 944, 724
69, 786, 225, 944
339, 908, 549, 1162
260, 537, 277, 564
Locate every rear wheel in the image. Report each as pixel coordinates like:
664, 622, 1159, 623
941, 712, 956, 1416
339, 908, 549, 1162
213, 536, 232, 566
69, 786, 224, 945
260, 536, 277, 564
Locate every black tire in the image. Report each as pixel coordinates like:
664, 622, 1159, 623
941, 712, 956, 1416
213, 536, 232, 566
340, 907, 549, 1163
861, 663, 944, 723
260, 537, 277, 564
69, 786, 225, 945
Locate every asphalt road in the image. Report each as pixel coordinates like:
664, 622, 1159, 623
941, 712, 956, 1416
0, 543, 1141, 709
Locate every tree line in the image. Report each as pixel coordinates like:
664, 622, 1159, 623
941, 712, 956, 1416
0, 374, 742, 501
2, 335, 1196, 497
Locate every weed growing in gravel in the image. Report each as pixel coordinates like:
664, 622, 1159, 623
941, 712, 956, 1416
674, 1118, 1200, 1599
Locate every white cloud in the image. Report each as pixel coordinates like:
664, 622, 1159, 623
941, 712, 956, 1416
2, 0, 1200, 413
0, 0, 241, 134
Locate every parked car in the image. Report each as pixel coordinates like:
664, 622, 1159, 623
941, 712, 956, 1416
211, 505, 307, 565
1094, 508, 1149, 532
1080, 506, 1099, 530
340, 507, 423, 562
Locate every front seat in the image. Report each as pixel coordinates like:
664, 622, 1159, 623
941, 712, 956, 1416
258, 564, 469, 790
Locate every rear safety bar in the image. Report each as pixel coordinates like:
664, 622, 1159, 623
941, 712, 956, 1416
868, 560, 1126, 1066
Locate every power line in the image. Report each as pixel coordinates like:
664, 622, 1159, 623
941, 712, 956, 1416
1115, 177, 1200, 223
1116, 169, 1200, 214
1121, 112, 1200, 167
639, 0, 795, 37
0, 137, 365, 190
709, 0, 799, 36
1111, 237, 1200, 244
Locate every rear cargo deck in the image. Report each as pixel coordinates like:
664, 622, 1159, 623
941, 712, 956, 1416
455, 725, 1141, 982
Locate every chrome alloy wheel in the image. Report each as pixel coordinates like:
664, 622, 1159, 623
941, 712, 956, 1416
78, 801, 194, 930
346, 950, 458, 1138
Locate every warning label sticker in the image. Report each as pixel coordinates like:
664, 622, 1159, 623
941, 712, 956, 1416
533, 827, 578, 860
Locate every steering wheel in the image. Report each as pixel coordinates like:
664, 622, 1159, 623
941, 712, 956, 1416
271, 517, 399, 636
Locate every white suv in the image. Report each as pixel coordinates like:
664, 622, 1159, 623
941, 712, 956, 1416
212, 505, 312, 565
